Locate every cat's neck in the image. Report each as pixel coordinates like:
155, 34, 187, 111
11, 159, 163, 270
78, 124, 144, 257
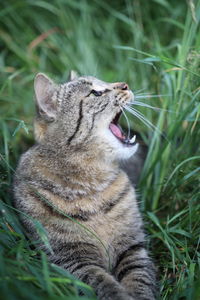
36, 142, 119, 180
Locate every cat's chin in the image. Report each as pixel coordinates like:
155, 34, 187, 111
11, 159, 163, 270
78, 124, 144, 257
97, 129, 138, 161
114, 143, 138, 161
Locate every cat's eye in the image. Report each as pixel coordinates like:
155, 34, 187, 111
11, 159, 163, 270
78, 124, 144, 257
90, 90, 103, 97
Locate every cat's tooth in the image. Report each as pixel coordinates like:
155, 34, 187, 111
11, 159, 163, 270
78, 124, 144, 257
130, 135, 136, 144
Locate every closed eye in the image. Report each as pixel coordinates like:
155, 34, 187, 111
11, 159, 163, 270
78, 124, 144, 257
91, 90, 103, 96
87, 88, 111, 97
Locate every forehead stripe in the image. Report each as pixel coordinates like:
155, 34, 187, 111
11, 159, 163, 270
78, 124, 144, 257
67, 99, 83, 144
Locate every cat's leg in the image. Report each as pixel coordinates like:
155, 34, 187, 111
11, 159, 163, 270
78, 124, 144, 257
51, 242, 133, 300
75, 264, 133, 300
113, 242, 157, 300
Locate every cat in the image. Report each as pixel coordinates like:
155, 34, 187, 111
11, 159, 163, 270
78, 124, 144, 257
13, 71, 157, 300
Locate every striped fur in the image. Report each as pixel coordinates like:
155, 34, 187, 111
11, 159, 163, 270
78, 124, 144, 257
13, 73, 157, 300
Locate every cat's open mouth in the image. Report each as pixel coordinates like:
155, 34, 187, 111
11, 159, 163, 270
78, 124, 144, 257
109, 111, 136, 146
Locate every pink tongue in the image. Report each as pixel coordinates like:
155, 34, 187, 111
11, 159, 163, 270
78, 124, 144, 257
109, 123, 123, 139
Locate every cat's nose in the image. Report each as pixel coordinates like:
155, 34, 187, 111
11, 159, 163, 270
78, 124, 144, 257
114, 82, 129, 90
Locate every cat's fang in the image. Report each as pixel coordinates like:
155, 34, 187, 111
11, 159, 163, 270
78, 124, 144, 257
130, 135, 136, 144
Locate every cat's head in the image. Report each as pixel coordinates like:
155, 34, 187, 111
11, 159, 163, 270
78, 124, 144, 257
34, 72, 138, 161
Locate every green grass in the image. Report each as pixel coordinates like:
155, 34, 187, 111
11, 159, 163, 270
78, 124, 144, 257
0, 0, 200, 299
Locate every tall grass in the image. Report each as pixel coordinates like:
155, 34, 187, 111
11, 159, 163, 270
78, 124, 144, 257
0, 0, 200, 299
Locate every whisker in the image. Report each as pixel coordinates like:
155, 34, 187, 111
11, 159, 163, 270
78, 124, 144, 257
127, 101, 173, 113
125, 106, 156, 131
134, 94, 168, 100
124, 105, 167, 140
134, 92, 153, 96
120, 106, 131, 140
129, 101, 161, 111
134, 87, 148, 95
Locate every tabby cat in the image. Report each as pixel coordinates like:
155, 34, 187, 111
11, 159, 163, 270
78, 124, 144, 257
13, 72, 157, 300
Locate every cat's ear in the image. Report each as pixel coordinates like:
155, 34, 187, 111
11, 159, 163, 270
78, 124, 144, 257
68, 70, 78, 81
34, 73, 58, 120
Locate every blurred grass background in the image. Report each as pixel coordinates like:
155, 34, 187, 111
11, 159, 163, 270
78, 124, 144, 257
0, 0, 200, 299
